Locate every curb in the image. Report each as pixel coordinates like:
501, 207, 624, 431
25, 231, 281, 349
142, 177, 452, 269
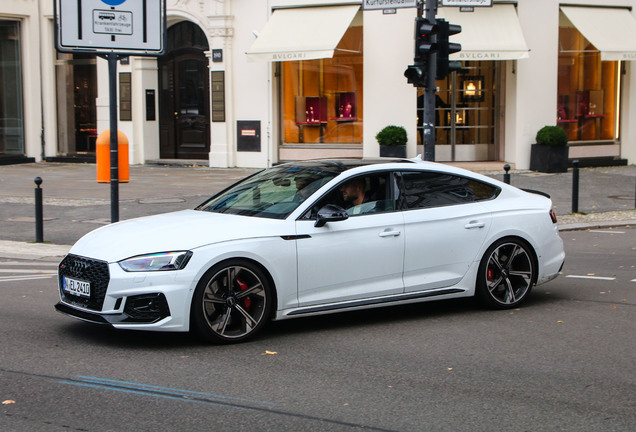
0, 240, 71, 260
558, 219, 636, 232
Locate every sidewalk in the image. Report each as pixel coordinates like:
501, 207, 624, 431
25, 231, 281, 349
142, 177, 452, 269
0, 161, 634, 259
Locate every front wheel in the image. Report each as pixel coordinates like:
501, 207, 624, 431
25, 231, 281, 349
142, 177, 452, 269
191, 260, 272, 343
476, 238, 536, 309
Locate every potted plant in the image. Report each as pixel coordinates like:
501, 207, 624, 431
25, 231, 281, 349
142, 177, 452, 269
529, 125, 569, 173
376, 125, 407, 158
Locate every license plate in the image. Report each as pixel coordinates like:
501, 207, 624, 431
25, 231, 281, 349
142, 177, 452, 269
63, 277, 91, 298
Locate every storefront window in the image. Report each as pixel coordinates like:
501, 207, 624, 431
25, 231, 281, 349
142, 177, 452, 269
558, 18, 619, 142
281, 25, 362, 145
0, 21, 24, 156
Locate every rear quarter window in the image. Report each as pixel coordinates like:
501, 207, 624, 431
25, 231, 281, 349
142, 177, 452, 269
400, 171, 499, 210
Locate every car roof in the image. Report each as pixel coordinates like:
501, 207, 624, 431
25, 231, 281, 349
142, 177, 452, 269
274, 157, 514, 193
274, 158, 416, 174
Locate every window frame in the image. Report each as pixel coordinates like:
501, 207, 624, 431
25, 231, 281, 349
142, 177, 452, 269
396, 170, 501, 211
299, 170, 400, 221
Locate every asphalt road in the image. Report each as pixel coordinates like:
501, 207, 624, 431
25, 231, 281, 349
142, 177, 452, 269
0, 228, 634, 431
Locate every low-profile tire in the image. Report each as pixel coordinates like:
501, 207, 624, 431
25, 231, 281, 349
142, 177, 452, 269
191, 259, 272, 344
476, 238, 536, 309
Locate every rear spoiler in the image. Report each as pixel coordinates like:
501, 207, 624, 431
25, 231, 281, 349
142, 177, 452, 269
521, 188, 551, 198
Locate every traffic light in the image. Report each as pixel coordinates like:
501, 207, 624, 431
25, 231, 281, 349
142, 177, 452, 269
414, 17, 437, 63
405, 17, 438, 88
435, 19, 462, 80
404, 64, 426, 87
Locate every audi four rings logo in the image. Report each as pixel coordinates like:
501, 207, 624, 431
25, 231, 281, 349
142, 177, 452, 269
68, 261, 89, 275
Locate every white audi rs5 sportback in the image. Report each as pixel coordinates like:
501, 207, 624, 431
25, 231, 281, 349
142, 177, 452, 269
56, 158, 565, 343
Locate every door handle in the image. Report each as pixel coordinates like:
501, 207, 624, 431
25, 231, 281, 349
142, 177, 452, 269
379, 230, 401, 237
464, 221, 485, 229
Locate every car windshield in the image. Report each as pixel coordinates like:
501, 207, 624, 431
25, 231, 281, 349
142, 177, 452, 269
196, 162, 348, 219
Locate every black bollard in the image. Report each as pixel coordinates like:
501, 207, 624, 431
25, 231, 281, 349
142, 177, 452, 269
571, 160, 579, 214
34, 177, 43, 243
503, 164, 511, 184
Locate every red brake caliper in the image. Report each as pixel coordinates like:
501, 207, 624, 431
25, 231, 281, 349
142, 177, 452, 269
235, 278, 252, 311
487, 268, 495, 280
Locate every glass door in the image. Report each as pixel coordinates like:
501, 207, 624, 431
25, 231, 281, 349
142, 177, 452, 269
419, 61, 500, 162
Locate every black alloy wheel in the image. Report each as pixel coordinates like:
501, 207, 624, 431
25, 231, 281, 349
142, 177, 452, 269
191, 260, 272, 343
476, 238, 536, 309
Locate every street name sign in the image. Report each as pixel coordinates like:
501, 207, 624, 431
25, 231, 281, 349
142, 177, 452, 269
55, 0, 166, 55
362, 0, 417, 11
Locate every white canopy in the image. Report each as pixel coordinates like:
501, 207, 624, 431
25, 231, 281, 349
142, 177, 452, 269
437, 4, 530, 61
561, 6, 636, 61
246, 5, 360, 62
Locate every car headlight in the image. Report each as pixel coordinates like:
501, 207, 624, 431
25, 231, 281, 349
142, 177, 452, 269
118, 251, 192, 272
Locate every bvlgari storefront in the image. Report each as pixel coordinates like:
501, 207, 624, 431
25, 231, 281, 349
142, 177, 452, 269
247, 5, 364, 161
430, 4, 529, 162
8, 0, 636, 169
556, 5, 631, 161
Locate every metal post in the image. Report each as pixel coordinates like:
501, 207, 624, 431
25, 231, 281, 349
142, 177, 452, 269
34, 177, 43, 243
503, 164, 511, 185
422, 1, 437, 161
572, 160, 579, 214
108, 53, 120, 223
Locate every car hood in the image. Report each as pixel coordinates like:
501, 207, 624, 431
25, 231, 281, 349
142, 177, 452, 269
69, 210, 287, 262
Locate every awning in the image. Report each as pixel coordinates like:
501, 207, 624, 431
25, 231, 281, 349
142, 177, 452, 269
437, 4, 529, 60
560, 6, 636, 61
246, 5, 360, 62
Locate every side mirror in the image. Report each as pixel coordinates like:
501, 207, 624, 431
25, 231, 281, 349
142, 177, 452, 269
314, 204, 349, 227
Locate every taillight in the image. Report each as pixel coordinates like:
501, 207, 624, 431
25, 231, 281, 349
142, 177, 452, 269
549, 209, 558, 224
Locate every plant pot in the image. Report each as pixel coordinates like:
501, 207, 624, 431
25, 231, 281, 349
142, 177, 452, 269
529, 144, 569, 173
379, 145, 407, 158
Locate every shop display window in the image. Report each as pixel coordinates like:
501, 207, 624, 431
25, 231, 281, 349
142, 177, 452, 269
333, 92, 357, 121
295, 96, 327, 124
558, 15, 619, 142
281, 25, 363, 145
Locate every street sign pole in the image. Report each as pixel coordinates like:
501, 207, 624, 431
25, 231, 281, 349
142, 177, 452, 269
107, 53, 119, 223
422, 1, 437, 161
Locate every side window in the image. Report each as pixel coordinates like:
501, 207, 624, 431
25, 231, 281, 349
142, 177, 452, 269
399, 171, 499, 210
303, 172, 396, 219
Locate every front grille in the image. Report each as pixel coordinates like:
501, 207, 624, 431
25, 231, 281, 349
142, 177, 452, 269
58, 254, 110, 311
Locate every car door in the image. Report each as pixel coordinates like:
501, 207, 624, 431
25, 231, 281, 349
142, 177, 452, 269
295, 172, 405, 306
398, 170, 495, 292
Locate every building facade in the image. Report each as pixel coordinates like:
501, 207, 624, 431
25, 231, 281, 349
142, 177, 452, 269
2, 0, 636, 168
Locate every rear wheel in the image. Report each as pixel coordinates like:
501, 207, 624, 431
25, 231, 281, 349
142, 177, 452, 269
191, 260, 272, 343
476, 238, 536, 309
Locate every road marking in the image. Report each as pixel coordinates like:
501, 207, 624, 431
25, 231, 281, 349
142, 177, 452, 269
0, 275, 53, 283
0, 269, 57, 274
0, 261, 59, 266
588, 230, 626, 234
60, 376, 276, 408
566, 275, 616, 281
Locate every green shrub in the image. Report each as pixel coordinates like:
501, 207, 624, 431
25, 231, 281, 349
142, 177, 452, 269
376, 125, 407, 147
536, 125, 568, 147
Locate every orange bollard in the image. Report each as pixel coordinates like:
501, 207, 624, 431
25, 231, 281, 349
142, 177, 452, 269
96, 130, 129, 183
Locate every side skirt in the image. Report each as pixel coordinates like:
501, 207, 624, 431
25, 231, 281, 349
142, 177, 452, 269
278, 288, 466, 319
